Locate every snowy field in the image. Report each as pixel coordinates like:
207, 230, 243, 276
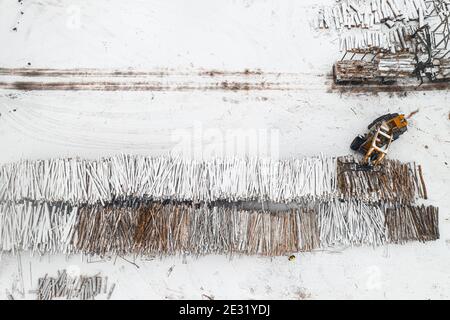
0, 0, 449, 299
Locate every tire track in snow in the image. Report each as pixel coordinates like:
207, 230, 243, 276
0, 68, 327, 92
0, 100, 175, 151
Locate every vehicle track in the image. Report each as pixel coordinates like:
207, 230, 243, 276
0, 68, 326, 92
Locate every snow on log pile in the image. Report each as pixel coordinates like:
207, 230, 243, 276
334, 60, 380, 81
0, 155, 427, 204
0, 200, 439, 256
435, 58, 450, 79
377, 53, 417, 76
317, 0, 429, 30
36, 270, 112, 300
0, 155, 439, 256
337, 26, 417, 53
315, 0, 438, 53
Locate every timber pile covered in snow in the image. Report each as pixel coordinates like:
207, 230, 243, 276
377, 53, 417, 75
337, 26, 417, 53
0, 199, 439, 256
316, 0, 447, 53
334, 60, 380, 81
0, 155, 426, 204
435, 58, 450, 78
36, 270, 113, 300
317, 0, 430, 30
333, 54, 418, 81
0, 155, 438, 256
336, 155, 427, 202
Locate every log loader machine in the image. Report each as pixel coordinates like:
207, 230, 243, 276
347, 113, 408, 171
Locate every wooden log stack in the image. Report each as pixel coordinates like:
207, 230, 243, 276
0, 155, 439, 257
377, 53, 417, 76
37, 270, 112, 300
338, 25, 417, 53
0, 198, 439, 256
334, 60, 379, 82
318, 0, 431, 30
434, 58, 450, 79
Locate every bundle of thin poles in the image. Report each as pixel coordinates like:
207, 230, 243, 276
337, 26, 418, 53
336, 156, 427, 203
0, 155, 426, 204
0, 201, 77, 254
0, 199, 439, 256
385, 204, 439, 243
37, 269, 112, 300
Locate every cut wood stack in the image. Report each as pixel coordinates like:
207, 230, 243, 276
0, 199, 439, 256
334, 60, 379, 82
0, 155, 439, 256
317, 0, 447, 54
338, 25, 417, 53
317, 0, 430, 30
0, 155, 427, 204
336, 156, 428, 202
385, 204, 439, 243
377, 53, 417, 76
37, 270, 111, 300
434, 58, 450, 79
334, 53, 450, 80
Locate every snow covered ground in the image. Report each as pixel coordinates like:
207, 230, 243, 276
0, 0, 449, 299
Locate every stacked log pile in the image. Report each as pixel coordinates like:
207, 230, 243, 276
0, 155, 439, 257
0, 199, 439, 256
336, 156, 428, 202
37, 270, 113, 300
0, 155, 338, 204
0, 155, 427, 204
385, 205, 439, 243
334, 53, 450, 82
334, 60, 379, 82
317, 0, 430, 31
377, 53, 417, 76
338, 26, 417, 53
435, 58, 450, 79
316, 0, 443, 53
